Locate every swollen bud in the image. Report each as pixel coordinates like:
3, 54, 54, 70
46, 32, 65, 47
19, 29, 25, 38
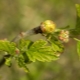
40, 20, 56, 33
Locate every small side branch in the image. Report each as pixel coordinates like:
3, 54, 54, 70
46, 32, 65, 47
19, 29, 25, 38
0, 26, 42, 67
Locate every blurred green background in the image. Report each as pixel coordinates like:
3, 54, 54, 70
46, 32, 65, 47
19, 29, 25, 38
0, 0, 80, 80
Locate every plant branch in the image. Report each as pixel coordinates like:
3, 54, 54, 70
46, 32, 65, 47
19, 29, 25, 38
12, 26, 42, 42
0, 26, 43, 67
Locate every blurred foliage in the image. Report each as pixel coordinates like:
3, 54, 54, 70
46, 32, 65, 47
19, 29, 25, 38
70, 4, 80, 35
74, 38, 80, 59
0, 0, 80, 80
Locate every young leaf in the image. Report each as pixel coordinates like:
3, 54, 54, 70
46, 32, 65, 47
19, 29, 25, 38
26, 39, 59, 62
5, 57, 12, 67
74, 38, 80, 58
0, 40, 16, 54
73, 4, 80, 35
18, 39, 33, 51
70, 4, 80, 35
15, 54, 29, 72
48, 34, 64, 53
77, 41, 80, 58
76, 4, 80, 17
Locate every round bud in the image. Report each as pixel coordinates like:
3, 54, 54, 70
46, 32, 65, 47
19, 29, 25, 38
40, 20, 56, 33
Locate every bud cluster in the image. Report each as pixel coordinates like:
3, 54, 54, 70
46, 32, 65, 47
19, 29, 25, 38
58, 30, 69, 43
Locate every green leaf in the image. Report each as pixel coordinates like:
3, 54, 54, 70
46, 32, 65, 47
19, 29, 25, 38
76, 4, 80, 30
5, 57, 12, 67
18, 39, 33, 51
70, 4, 80, 35
26, 39, 59, 62
48, 34, 64, 53
77, 41, 80, 58
72, 4, 80, 35
76, 4, 80, 17
15, 54, 29, 72
74, 38, 80, 58
0, 40, 16, 54
51, 41, 64, 53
